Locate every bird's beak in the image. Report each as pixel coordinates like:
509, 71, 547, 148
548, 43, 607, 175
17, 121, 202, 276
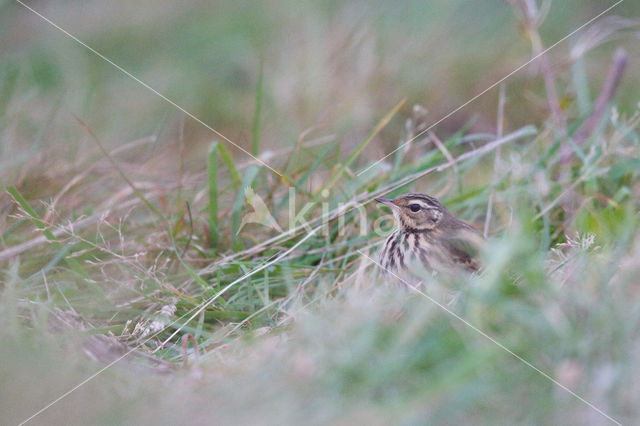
375, 198, 395, 207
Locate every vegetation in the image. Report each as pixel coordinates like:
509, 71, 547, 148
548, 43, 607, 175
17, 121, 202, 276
1, 1, 639, 424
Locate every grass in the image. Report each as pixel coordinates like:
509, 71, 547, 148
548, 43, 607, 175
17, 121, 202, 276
2, 0, 640, 424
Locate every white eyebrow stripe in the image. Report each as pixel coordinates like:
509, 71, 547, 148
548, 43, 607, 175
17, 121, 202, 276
408, 199, 438, 209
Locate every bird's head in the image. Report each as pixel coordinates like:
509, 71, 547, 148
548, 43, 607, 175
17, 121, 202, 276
375, 193, 445, 232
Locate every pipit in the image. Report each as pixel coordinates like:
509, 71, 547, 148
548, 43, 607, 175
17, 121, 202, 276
376, 193, 484, 280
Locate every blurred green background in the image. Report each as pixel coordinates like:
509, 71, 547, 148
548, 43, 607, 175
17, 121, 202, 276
1, 0, 638, 182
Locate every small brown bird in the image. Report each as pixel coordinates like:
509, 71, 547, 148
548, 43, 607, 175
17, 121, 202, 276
376, 193, 484, 280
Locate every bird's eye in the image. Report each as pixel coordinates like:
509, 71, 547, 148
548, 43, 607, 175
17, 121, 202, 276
409, 204, 421, 212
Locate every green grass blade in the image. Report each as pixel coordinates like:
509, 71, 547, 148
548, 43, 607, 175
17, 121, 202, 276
216, 141, 242, 188
6, 186, 94, 283
208, 142, 220, 248
0, 62, 19, 121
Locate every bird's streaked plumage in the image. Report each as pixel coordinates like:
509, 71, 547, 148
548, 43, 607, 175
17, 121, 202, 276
376, 193, 483, 281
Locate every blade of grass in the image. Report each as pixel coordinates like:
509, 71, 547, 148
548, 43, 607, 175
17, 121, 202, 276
215, 140, 242, 188
7, 186, 85, 277
208, 142, 220, 248
0, 62, 19, 121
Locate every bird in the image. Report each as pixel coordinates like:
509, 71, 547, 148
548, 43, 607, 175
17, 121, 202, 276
375, 193, 484, 282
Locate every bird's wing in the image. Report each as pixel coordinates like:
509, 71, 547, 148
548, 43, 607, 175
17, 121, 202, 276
441, 227, 484, 271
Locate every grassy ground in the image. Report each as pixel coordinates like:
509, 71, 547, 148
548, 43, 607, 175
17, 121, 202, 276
1, 0, 640, 424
